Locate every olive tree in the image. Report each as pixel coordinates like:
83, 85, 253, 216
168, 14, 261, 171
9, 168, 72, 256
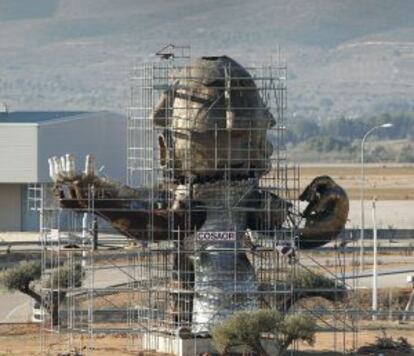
0, 261, 42, 304
0, 261, 83, 324
211, 309, 315, 356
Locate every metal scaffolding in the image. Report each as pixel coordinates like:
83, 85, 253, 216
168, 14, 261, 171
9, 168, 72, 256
38, 47, 359, 355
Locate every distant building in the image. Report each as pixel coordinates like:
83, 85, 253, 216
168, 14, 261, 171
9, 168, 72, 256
0, 111, 126, 231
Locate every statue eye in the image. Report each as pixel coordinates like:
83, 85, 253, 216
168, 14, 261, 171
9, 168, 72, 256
158, 135, 167, 166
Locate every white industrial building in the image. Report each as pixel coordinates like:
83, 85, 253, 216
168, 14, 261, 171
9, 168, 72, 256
0, 111, 126, 231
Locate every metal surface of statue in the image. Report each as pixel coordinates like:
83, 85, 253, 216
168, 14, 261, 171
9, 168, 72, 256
299, 176, 349, 248
50, 55, 349, 335
154, 56, 274, 180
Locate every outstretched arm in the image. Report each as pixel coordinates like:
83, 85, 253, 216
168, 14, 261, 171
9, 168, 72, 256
49, 154, 206, 241
49, 154, 170, 240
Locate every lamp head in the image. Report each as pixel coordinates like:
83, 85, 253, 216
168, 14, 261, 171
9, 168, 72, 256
381, 123, 393, 128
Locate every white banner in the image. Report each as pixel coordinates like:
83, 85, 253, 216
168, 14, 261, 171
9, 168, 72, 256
50, 229, 60, 241
196, 231, 236, 242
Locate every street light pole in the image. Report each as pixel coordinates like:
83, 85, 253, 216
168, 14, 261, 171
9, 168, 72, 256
359, 123, 393, 273
372, 199, 378, 321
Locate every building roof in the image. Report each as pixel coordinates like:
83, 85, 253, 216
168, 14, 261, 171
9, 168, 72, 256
0, 111, 89, 123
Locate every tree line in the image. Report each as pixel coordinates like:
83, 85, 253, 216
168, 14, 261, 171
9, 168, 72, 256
277, 112, 414, 162
287, 112, 414, 144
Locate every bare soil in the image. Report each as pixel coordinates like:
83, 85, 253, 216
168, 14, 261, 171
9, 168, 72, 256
1, 322, 414, 355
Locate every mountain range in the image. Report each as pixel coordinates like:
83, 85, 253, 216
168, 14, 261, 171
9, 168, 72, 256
1, 0, 414, 119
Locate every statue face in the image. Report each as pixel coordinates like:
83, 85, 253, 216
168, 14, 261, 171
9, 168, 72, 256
154, 56, 275, 180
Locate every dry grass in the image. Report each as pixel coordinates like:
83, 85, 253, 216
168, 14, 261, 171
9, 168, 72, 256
300, 164, 414, 200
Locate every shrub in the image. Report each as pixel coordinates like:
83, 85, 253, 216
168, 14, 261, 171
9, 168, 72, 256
366, 145, 394, 163
211, 309, 316, 355
399, 144, 414, 163
358, 329, 413, 354
0, 261, 41, 293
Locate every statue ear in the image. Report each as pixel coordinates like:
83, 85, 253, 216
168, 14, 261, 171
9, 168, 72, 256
158, 134, 168, 167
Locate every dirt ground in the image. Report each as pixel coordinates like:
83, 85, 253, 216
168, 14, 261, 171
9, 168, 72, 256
300, 164, 414, 200
1, 322, 414, 355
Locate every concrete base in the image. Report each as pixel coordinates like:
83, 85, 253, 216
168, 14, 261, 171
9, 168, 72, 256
142, 333, 284, 356
143, 333, 215, 356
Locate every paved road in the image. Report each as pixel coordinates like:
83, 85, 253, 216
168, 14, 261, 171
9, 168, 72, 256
0, 291, 32, 323
347, 200, 414, 230
340, 267, 414, 289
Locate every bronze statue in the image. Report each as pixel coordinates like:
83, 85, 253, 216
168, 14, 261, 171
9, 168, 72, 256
49, 56, 349, 333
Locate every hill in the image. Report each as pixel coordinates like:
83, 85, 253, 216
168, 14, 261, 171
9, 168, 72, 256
0, 0, 414, 118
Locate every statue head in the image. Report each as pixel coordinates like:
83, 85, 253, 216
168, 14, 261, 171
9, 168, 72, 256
154, 56, 275, 181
